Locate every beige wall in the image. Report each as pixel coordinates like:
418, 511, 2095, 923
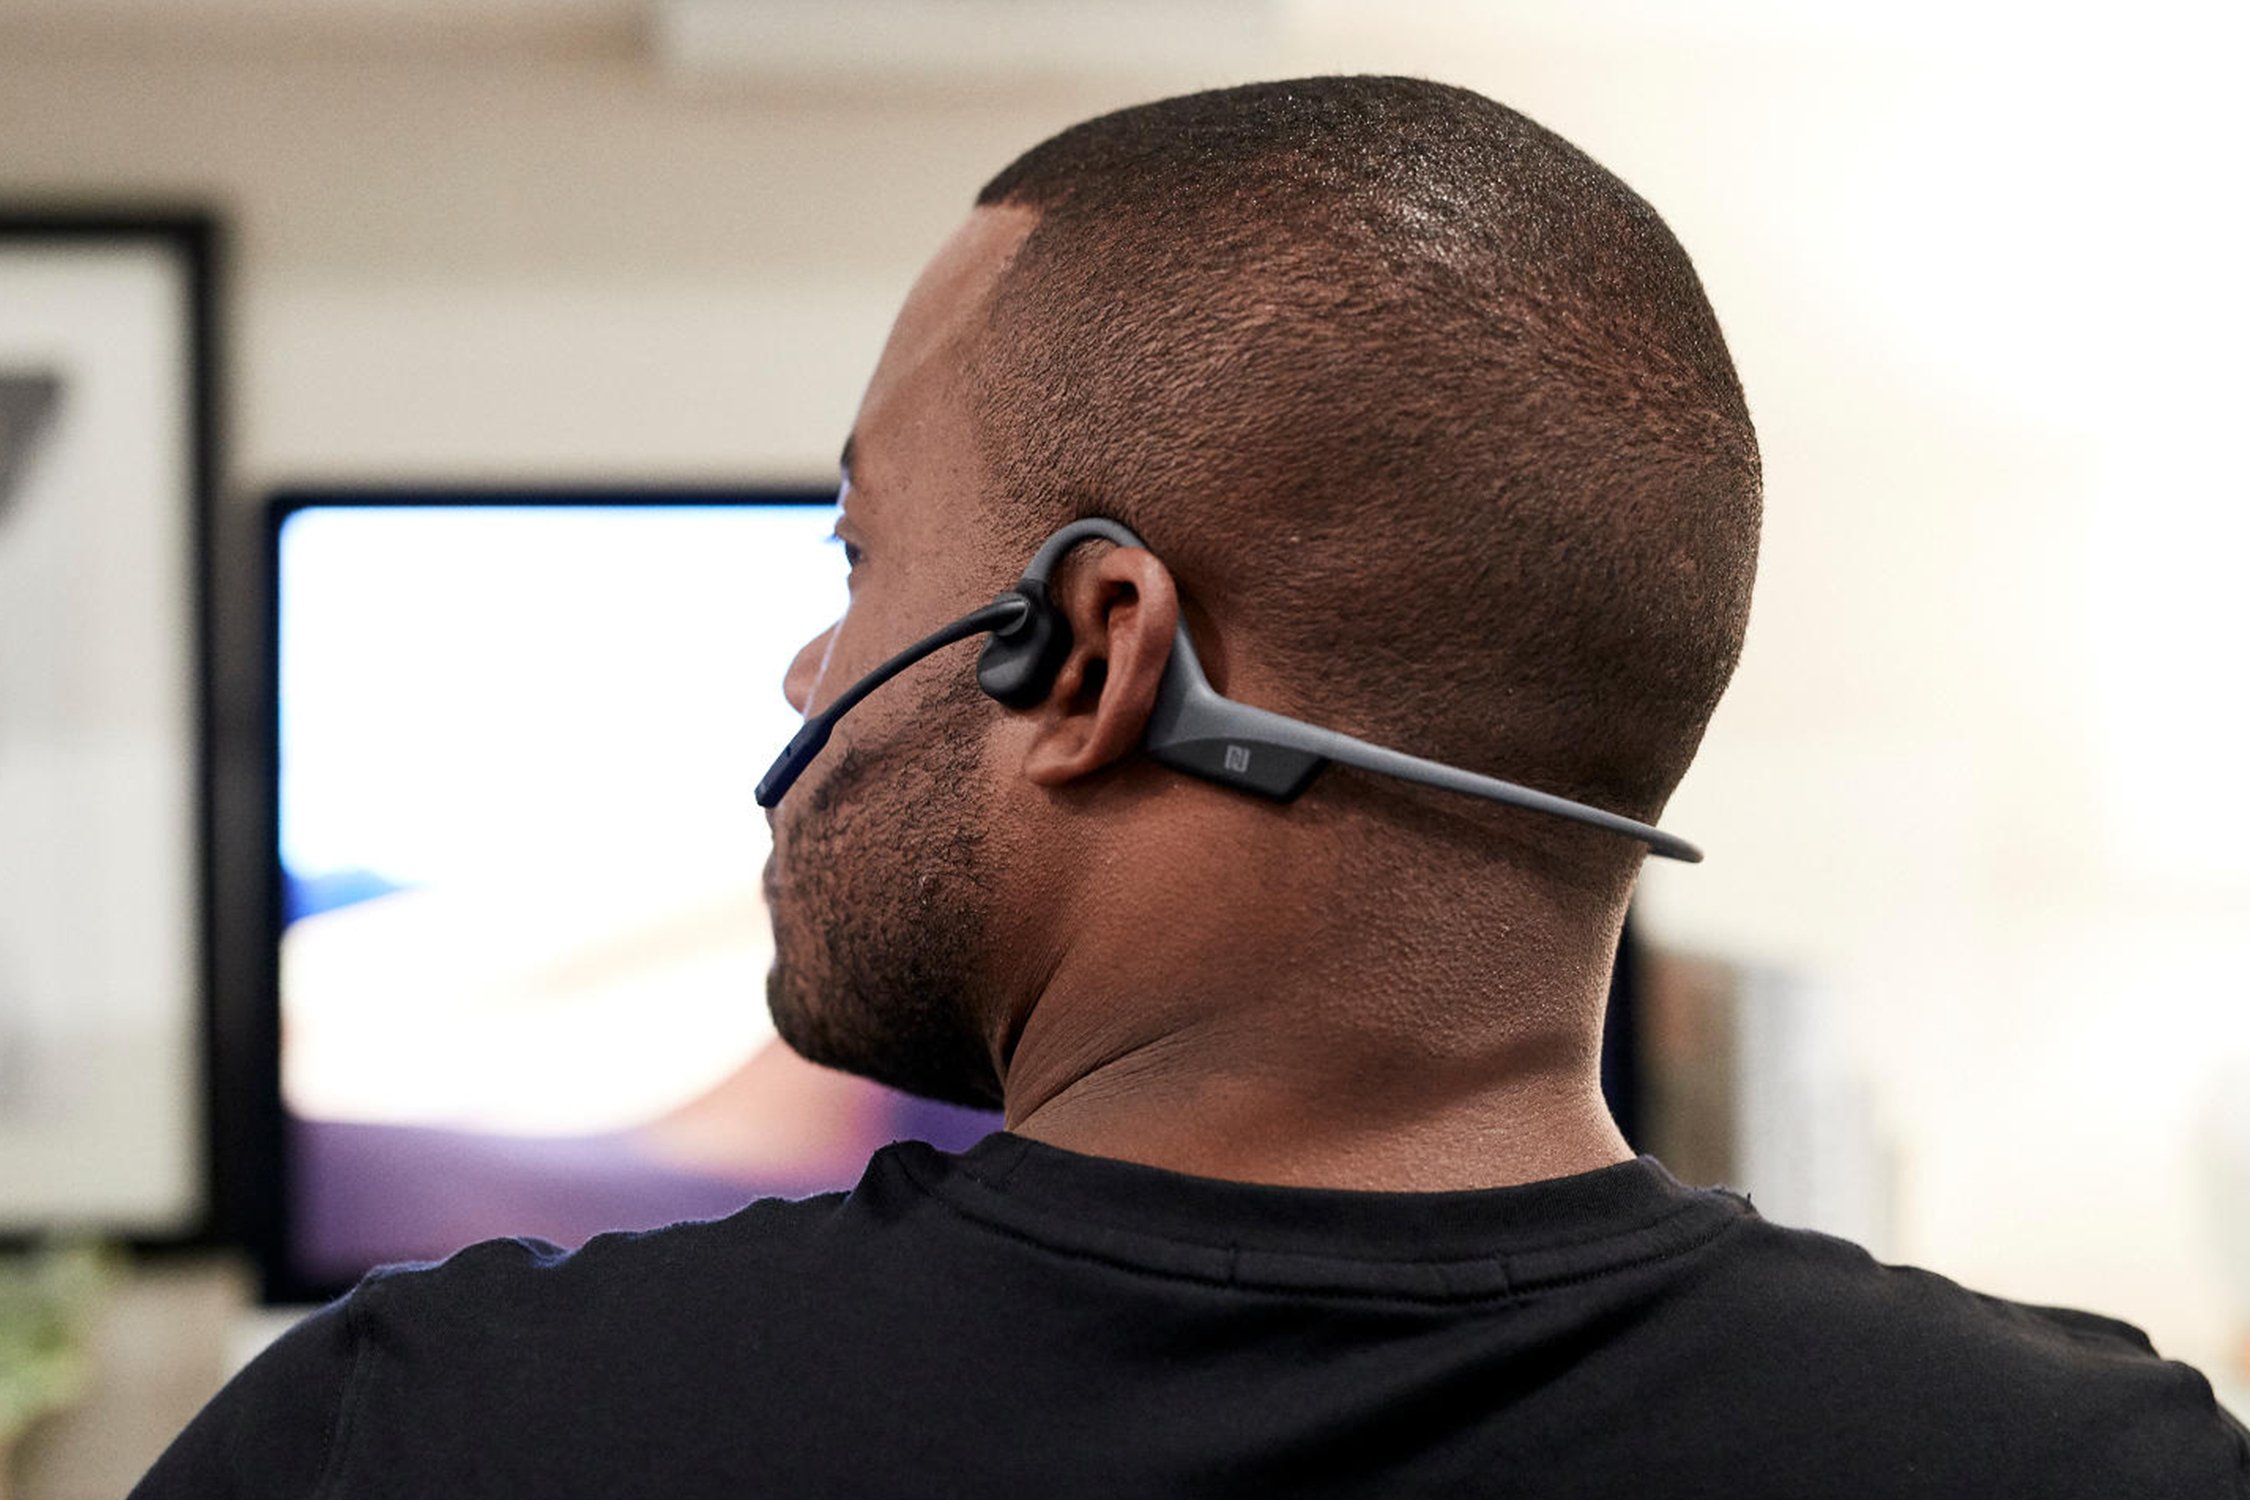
0, 28, 1076, 485
3, 0, 2243, 1392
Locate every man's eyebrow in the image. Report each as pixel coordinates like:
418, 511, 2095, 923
838, 434, 856, 486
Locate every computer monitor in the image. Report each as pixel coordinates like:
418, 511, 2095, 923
257, 490, 997, 1302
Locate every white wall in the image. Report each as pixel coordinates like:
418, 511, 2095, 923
2, 0, 2243, 1390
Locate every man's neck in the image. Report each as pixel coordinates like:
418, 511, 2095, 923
992, 878, 1634, 1192
1006, 1044, 1632, 1192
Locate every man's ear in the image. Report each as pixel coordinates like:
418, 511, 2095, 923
1018, 544, 1180, 787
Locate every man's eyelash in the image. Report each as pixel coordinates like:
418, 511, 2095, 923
825, 531, 863, 569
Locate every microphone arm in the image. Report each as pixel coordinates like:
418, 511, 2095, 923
754, 595, 1032, 808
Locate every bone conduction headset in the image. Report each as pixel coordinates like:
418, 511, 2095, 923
755, 517, 1702, 863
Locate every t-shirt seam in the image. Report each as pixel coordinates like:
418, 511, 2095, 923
899, 1153, 1748, 1305
927, 1181, 1743, 1304
921, 1147, 1730, 1270
307, 1287, 378, 1500
1500, 1211, 1748, 1298
981, 1136, 1031, 1190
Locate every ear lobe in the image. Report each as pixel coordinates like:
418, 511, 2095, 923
1017, 545, 1179, 788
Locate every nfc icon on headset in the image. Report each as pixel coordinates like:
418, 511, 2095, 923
755, 516, 1702, 862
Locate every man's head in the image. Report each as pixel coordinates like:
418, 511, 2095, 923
765, 76, 1760, 1116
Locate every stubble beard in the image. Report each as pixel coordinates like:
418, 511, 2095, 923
764, 673, 1007, 1110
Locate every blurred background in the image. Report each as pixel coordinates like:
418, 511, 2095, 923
1, 0, 2246, 1491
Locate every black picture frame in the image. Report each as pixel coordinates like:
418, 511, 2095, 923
0, 211, 222, 1248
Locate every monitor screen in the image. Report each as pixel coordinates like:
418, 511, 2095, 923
269, 494, 997, 1298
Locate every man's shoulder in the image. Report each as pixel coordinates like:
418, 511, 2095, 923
128, 1190, 865, 1497
1710, 1211, 2173, 1370
1689, 1212, 2249, 1493
352, 1184, 856, 1339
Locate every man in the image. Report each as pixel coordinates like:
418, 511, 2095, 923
137, 76, 2246, 1497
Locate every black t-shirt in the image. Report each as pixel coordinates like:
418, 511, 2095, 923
135, 1134, 2248, 1497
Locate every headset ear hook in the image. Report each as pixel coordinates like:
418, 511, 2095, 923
975, 522, 1145, 709
975, 579, 1073, 709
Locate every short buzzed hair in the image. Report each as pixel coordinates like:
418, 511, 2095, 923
968, 76, 1760, 841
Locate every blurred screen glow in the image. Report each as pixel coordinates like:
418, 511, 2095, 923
275, 499, 994, 1287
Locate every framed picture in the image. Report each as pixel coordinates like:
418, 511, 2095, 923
0, 215, 216, 1239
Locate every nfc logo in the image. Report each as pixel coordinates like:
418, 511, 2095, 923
1223, 744, 1252, 774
